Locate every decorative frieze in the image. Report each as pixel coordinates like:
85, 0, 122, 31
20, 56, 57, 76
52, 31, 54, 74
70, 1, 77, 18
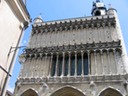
32, 15, 116, 35
21, 40, 121, 59
17, 74, 128, 84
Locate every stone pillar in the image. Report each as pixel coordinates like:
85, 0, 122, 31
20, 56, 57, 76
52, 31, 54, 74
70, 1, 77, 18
61, 52, 65, 76
81, 50, 84, 76
18, 62, 24, 78
27, 60, 30, 77
35, 54, 38, 78
107, 49, 111, 74
31, 55, 35, 78
94, 50, 97, 75
87, 50, 90, 75
75, 51, 77, 76
55, 52, 59, 76
48, 53, 53, 77
39, 53, 43, 77
113, 49, 118, 74
100, 49, 104, 75
68, 51, 71, 76
44, 53, 48, 77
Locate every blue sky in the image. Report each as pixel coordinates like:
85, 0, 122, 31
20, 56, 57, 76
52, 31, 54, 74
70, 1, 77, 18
8, 0, 128, 92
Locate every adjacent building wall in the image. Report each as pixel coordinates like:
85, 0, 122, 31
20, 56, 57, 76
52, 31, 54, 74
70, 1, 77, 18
0, 0, 30, 95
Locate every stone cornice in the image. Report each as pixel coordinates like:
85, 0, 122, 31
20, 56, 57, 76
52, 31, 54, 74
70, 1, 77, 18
6, 0, 30, 26
21, 40, 121, 59
32, 15, 116, 35
17, 74, 128, 84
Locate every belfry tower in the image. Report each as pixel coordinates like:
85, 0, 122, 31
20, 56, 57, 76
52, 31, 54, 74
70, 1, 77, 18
14, 0, 128, 96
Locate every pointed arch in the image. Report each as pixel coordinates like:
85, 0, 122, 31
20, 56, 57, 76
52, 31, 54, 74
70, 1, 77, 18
21, 88, 38, 96
50, 85, 85, 96
98, 87, 123, 96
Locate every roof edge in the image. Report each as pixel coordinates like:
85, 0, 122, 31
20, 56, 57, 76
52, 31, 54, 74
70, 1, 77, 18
6, 0, 30, 27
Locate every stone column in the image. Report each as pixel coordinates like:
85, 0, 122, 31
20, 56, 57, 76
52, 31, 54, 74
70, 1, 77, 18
34, 55, 38, 77
26, 59, 30, 77
87, 50, 90, 75
31, 55, 35, 78
81, 51, 84, 76
39, 53, 43, 77
61, 52, 65, 76
55, 52, 59, 76
100, 49, 104, 75
107, 49, 111, 74
94, 50, 97, 75
75, 51, 77, 76
113, 49, 118, 74
44, 53, 48, 77
48, 53, 53, 77
18, 62, 24, 78
68, 51, 71, 76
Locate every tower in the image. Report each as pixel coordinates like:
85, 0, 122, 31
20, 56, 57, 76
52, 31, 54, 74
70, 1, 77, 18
14, 0, 128, 96
91, 0, 107, 16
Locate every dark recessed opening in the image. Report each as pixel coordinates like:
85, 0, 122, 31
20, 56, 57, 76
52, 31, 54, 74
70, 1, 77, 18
95, 10, 101, 16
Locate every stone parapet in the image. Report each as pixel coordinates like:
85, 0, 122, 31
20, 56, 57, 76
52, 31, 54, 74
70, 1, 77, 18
32, 15, 115, 35
17, 74, 128, 84
21, 40, 121, 59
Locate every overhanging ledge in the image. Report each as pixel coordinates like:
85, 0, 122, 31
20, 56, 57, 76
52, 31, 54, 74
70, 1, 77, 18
6, 0, 30, 27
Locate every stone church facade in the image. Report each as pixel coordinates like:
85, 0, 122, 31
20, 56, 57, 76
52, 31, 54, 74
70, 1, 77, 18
14, 0, 128, 96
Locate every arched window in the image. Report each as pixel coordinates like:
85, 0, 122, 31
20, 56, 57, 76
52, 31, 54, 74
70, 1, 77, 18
83, 53, 88, 75
51, 55, 56, 76
64, 54, 69, 76
77, 53, 82, 75
71, 54, 75, 76
95, 10, 101, 16
50, 86, 85, 96
58, 55, 63, 76
99, 88, 123, 96
21, 89, 38, 96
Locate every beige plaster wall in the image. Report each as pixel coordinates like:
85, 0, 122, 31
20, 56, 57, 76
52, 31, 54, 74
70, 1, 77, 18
0, 0, 22, 92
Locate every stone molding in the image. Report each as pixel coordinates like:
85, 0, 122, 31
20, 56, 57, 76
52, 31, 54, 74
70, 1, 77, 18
21, 40, 121, 59
17, 74, 128, 84
97, 86, 124, 96
6, 0, 30, 26
50, 85, 85, 96
32, 15, 116, 35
